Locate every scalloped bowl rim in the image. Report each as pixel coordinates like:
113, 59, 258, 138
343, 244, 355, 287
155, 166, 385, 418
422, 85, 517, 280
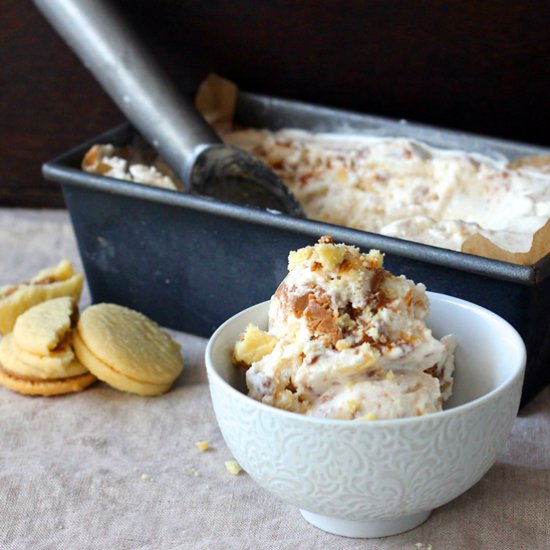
205, 291, 526, 427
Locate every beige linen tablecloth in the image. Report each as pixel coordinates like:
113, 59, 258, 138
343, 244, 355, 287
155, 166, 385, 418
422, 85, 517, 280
0, 209, 549, 550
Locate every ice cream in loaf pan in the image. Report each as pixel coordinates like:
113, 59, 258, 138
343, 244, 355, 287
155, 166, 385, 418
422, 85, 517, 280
82, 130, 550, 264
223, 129, 550, 258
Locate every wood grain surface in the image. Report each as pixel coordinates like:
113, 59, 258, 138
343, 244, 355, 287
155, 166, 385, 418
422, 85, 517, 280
1, 0, 549, 207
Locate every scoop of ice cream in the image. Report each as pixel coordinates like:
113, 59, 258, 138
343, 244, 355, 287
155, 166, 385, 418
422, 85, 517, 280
233, 236, 455, 420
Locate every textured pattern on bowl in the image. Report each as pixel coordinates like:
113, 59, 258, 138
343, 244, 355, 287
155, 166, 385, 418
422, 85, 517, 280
209, 375, 521, 520
206, 293, 525, 536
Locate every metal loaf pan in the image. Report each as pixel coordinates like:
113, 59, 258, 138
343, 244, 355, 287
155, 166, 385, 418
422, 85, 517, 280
42, 92, 550, 405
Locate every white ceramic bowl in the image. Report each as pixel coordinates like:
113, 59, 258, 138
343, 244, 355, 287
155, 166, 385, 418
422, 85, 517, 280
205, 292, 526, 538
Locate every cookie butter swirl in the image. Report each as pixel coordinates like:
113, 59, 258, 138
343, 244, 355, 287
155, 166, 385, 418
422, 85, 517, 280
233, 237, 455, 420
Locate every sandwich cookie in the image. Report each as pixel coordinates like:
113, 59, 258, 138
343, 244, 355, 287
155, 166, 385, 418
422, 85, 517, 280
0, 298, 95, 396
74, 303, 183, 396
11, 297, 80, 375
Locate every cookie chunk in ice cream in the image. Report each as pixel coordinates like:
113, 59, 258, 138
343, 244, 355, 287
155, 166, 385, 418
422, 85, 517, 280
232, 236, 455, 420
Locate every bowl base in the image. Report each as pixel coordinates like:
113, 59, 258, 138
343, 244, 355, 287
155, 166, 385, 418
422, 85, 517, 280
299, 509, 431, 538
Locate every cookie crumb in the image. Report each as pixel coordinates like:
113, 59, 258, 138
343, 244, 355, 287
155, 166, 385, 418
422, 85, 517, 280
141, 473, 152, 481
224, 460, 242, 476
196, 440, 209, 452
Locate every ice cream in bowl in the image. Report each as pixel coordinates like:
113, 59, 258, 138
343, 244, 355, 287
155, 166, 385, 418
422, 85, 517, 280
205, 236, 526, 538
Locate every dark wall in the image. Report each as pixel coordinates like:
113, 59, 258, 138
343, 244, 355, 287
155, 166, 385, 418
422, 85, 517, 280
1, 0, 549, 207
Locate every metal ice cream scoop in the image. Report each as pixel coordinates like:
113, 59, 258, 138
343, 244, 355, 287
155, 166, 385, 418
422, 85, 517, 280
34, 0, 303, 216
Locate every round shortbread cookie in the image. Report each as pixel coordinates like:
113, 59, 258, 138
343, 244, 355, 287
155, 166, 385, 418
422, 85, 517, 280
0, 363, 96, 397
14, 297, 76, 355
0, 333, 86, 379
73, 332, 172, 396
74, 304, 183, 396
0, 260, 84, 335
12, 343, 75, 371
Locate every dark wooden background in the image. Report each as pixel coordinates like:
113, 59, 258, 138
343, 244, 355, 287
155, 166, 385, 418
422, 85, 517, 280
1, 0, 549, 208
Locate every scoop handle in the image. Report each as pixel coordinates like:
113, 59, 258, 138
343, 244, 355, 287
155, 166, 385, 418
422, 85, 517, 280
33, 0, 219, 186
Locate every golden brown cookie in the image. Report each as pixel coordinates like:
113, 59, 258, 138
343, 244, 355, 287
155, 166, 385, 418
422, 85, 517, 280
12, 342, 75, 372
0, 333, 86, 379
0, 363, 95, 397
0, 296, 92, 397
74, 303, 183, 396
0, 260, 84, 335
4, 297, 81, 378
